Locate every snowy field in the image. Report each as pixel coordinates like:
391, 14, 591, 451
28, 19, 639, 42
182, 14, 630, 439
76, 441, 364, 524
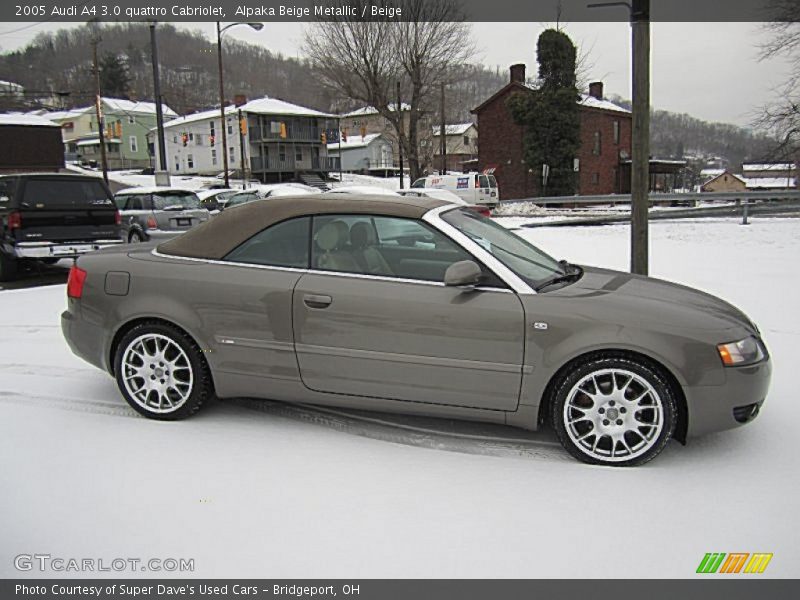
1, 216, 798, 579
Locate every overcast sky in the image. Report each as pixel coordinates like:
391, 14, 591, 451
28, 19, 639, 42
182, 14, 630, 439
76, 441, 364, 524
0, 21, 790, 127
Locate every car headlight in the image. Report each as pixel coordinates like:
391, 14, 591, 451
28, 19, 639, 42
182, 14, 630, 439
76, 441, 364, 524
717, 336, 766, 367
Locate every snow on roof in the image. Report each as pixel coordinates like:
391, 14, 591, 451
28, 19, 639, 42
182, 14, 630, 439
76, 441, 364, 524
102, 97, 177, 117
579, 94, 631, 114
0, 113, 60, 127
432, 123, 475, 136
341, 103, 411, 118
0, 80, 23, 90
241, 96, 334, 118
161, 106, 237, 130
744, 177, 796, 189
327, 133, 383, 150
77, 137, 121, 146
742, 162, 796, 172
702, 170, 746, 186
39, 108, 90, 121
700, 168, 725, 177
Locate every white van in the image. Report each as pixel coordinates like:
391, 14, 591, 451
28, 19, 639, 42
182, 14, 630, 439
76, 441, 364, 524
410, 172, 499, 206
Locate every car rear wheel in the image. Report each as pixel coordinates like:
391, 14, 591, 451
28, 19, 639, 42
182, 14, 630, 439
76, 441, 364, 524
552, 356, 677, 467
114, 322, 212, 420
129, 230, 144, 244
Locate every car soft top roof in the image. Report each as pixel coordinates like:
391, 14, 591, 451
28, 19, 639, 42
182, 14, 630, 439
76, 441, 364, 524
157, 194, 449, 261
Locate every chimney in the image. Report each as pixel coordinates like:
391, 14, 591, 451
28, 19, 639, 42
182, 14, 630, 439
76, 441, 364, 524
234, 94, 247, 107
588, 81, 604, 100
509, 64, 526, 84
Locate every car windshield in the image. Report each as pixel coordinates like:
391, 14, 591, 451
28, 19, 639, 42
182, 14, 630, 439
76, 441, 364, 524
441, 208, 565, 287
226, 192, 259, 208
152, 191, 201, 210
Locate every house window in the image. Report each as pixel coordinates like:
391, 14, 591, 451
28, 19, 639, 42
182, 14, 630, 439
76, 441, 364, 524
229, 146, 235, 164
211, 149, 217, 166
129, 136, 138, 153
593, 131, 602, 156
173, 135, 178, 144
209, 122, 215, 134
187, 154, 194, 169
188, 133, 194, 141
295, 147, 303, 162
174, 156, 180, 171
463, 135, 470, 146
228, 123, 233, 135
613, 121, 620, 145
128, 115, 135, 124
196, 135, 203, 146
279, 145, 286, 162
592, 172, 600, 184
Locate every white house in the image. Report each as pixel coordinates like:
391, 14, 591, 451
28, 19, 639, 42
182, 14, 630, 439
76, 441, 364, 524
430, 122, 478, 172
154, 96, 340, 183
327, 133, 395, 174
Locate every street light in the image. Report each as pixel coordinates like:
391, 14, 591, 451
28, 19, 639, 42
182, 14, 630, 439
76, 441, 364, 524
217, 21, 264, 188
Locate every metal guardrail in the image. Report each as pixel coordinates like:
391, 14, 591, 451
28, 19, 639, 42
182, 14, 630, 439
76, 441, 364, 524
501, 190, 800, 206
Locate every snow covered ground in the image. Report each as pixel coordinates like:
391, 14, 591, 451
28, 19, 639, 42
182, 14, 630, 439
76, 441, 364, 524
1, 217, 798, 579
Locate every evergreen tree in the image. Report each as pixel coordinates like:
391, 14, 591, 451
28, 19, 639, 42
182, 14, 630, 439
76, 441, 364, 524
507, 29, 581, 196
99, 52, 131, 99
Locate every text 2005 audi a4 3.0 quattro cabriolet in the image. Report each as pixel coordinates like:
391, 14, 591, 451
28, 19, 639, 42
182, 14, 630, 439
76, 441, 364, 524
61, 195, 771, 466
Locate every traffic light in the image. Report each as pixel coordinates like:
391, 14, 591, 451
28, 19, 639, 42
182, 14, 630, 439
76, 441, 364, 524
279, 122, 287, 139
115, 121, 122, 138
239, 118, 247, 136
360, 126, 367, 139
182, 133, 188, 147
320, 131, 327, 144
209, 134, 215, 147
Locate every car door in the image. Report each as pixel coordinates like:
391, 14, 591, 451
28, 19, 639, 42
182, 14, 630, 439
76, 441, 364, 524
292, 214, 526, 411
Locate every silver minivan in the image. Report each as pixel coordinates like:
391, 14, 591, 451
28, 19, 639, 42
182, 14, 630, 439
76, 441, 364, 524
114, 187, 209, 243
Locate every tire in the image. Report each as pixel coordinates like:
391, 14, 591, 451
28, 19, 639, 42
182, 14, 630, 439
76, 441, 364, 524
0, 252, 18, 282
113, 322, 213, 420
128, 230, 145, 244
551, 355, 677, 467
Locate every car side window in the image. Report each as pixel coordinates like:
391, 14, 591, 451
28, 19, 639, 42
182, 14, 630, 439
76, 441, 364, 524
224, 217, 310, 269
311, 214, 505, 286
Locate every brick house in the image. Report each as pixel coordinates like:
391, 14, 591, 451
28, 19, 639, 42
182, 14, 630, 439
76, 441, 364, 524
472, 64, 632, 199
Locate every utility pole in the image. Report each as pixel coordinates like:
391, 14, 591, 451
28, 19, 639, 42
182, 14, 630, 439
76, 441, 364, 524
397, 80, 404, 189
238, 108, 247, 190
149, 22, 168, 176
630, 0, 651, 275
439, 83, 446, 175
217, 22, 230, 188
337, 117, 342, 181
90, 33, 108, 185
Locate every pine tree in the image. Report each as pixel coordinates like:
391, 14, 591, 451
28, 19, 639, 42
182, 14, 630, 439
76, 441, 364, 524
507, 29, 581, 196
99, 52, 131, 99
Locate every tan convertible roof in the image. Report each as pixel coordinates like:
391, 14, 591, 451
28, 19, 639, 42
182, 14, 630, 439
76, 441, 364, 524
157, 194, 448, 260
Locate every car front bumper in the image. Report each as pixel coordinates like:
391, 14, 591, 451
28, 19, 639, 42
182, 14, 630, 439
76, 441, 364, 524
15, 239, 124, 259
685, 357, 772, 438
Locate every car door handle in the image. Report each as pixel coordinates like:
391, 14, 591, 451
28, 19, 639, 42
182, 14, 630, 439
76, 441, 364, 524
303, 294, 332, 309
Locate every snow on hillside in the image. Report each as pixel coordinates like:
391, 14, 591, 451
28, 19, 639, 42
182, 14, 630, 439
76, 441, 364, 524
0, 217, 797, 578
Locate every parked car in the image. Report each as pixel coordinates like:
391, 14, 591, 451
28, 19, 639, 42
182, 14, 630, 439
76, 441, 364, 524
398, 188, 492, 217
325, 185, 400, 196
0, 173, 122, 281
114, 187, 209, 243
220, 184, 320, 211
62, 194, 771, 466
411, 172, 499, 206
197, 188, 237, 211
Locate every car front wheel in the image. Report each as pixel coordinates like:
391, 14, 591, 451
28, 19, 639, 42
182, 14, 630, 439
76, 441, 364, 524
114, 322, 213, 420
129, 230, 145, 244
552, 356, 677, 466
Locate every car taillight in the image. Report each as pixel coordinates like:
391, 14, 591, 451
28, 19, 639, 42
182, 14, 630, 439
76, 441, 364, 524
115, 210, 122, 226
477, 206, 492, 217
7, 211, 21, 230
146, 215, 157, 228
67, 265, 87, 299
475, 176, 480, 188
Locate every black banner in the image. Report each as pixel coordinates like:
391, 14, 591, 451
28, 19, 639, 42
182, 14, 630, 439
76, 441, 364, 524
0, 0, 786, 23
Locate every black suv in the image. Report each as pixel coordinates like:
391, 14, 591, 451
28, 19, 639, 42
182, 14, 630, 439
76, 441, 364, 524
0, 173, 122, 281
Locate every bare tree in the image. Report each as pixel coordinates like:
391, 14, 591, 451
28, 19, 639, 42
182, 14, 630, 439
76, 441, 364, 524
303, 0, 476, 179
755, 0, 800, 161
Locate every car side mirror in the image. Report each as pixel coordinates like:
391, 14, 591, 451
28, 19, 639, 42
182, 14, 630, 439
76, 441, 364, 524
444, 260, 482, 289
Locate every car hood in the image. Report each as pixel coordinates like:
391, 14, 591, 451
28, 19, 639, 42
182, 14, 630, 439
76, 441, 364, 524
548, 266, 756, 334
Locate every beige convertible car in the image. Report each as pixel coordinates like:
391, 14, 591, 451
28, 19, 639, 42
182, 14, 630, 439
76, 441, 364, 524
61, 195, 771, 466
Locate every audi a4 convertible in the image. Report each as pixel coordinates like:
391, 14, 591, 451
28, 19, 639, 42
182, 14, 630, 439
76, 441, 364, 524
61, 195, 771, 466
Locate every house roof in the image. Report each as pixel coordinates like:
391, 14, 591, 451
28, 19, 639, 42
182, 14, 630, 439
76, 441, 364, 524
742, 162, 796, 172
0, 113, 60, 127
161, 106, 238, 130
701, 170, 746, 187
432, 123, 475, 136
327, 133, 383, 150
77, 137, 121, 146
102, 97, 177, 117
744, 176, 796, 189
472, 81, 630, 115
241, 96, 334, 118
341, 103, 411, 118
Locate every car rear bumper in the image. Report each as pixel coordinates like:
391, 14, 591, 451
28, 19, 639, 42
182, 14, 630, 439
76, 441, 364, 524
144, 229, 192, 241
61, 307, 109, 373
14, 239, 124, 259
684, 357, 772, 438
